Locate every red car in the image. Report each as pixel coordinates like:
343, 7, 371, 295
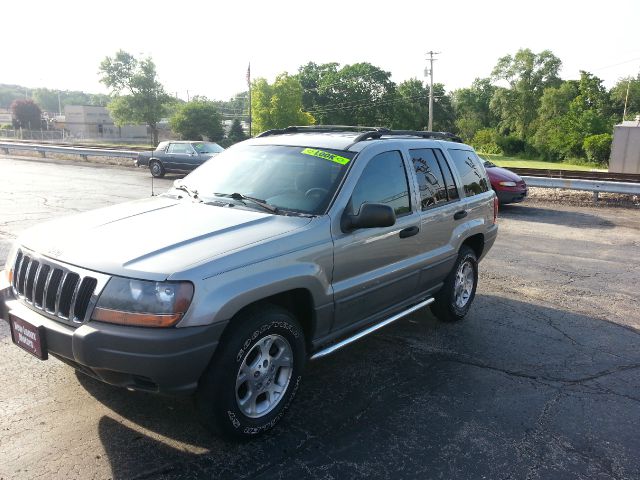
483, 160, 528, 204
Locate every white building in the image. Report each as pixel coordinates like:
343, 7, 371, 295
62, 105, 148, 140
610, 118, 640, 174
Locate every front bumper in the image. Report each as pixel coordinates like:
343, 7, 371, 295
1, 272, 225, 396
496, 188, 528, 204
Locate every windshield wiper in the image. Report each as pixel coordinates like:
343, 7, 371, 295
174, 183, 200, 200
214, 192, 278, 213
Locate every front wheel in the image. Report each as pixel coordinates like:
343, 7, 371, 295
149, 160, 165, 178
196, 304, 305, 439
431, 245, 478, 322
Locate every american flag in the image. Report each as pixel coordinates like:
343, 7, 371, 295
246, 63, 251, 86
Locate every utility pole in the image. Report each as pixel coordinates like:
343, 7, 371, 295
623, 79, 631, 122
425, 51, 439, 131
247, 63, 252, 137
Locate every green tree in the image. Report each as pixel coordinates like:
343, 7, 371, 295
491, 49, 562, 139
297, 62, 339, 123
453, 78, 497, 140
315, 62, 396, 126
583, 133, 612, 164
251, 73, 315, 133
11, 99, 42, 129
430, 83, 456, 132
391, 78, 428, 130
610, 75, 640, 121
99, 50, 173, 145
170, 97, 224, 141
227, 118, 247, 143
533, 73, 612, 160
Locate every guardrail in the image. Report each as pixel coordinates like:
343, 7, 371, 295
523, 176, 640, 200
0, 141, 140, 160
511, 167, 640, 183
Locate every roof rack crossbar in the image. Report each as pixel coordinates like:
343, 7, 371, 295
348, 130, 462, 147
255, 125, 463, 145
256, 125, 389, 138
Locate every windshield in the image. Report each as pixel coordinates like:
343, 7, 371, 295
483, 159, 497, 168
192, 142, 224, 154
179, 144, 355, 214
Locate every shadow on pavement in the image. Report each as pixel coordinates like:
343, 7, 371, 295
89, 295, 640, 479
499, 204, 616, 229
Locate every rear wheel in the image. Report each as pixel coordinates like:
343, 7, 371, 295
196, 304, 305, 439
149, 160, 165, 178
431, 245, 478, 322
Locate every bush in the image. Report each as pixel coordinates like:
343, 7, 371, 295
583, 133, 612, 165
471, 128, 502, 154
0, 124, 12, 130
496, 135, 525, 155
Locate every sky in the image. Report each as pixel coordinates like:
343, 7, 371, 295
3, 0, 640, 101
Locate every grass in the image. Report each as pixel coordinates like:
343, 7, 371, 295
479, 153, 607, 171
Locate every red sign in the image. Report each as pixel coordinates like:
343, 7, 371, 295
9, 314, 48, 360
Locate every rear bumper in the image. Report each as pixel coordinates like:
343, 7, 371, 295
1, 273, 225, 396
496, 188, 527, 204
480, 224, 498, 261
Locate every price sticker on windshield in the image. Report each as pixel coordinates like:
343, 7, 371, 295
301, 148, 351, 165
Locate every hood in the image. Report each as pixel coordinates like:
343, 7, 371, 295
19, 196, 311, 280
486, 166, 523, 183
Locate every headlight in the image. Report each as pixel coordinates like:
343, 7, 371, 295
498, 181, 517, 187
91, 277, 194, 327
4, 242, 18, 284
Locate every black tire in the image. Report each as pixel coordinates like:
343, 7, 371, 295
149, 160, 165, 178
431, 245, 478, 322
196, 304, 305, 440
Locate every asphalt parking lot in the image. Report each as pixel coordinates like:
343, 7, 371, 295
0, 155, 639, 480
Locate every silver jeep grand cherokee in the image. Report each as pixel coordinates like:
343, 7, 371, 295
0, 126, 498, 439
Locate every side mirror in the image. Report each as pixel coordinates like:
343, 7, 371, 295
341, 203, 396, 232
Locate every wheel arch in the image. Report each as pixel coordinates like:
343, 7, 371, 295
220, 288, 317, 353
461, 233, 484, 259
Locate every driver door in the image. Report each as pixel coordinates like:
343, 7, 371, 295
330, 150, 421, 333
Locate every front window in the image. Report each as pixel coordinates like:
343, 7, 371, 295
192, 142, 224, 154
178, 144, 355, 215
349, 151, 411, 217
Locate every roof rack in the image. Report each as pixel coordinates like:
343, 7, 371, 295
256, 125, 463, 145
347, 130, 463, 147
256, 125, 388, 137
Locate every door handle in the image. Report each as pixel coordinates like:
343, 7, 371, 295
399, 226, 420, 238
454, 210, 468, 220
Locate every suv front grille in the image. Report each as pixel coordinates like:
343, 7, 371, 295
11, 249, 109, 324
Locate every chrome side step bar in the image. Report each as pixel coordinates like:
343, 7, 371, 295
310, 297, 435, 360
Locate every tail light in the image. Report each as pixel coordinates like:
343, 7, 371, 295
493, 196, 499, 224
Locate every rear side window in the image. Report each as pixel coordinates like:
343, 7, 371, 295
410, 149, 448, 209
447, 149, 490, 197
434, 149, 459, 201
350, 151, 411, 217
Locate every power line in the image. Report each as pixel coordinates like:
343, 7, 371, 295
305, 92, 443, 116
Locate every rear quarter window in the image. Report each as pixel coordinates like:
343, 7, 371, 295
447, 149, 490, 197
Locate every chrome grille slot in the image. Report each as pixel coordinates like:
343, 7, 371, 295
17, 255, 31, 295
45, 269, 64, 312
10, 248, 109, 326
34, 264, 51, 307
58, 273, 80, 318
25, 260, 40, 302
12, 250, 23, 289
74, 277, 98, 321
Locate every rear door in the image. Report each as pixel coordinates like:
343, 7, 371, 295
409, 147, 462, 294
446, 148, 493, 228
331, 150, 421, 333
164, 143, 192, 170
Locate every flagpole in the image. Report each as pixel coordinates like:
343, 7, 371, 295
247, 63, 252, 137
